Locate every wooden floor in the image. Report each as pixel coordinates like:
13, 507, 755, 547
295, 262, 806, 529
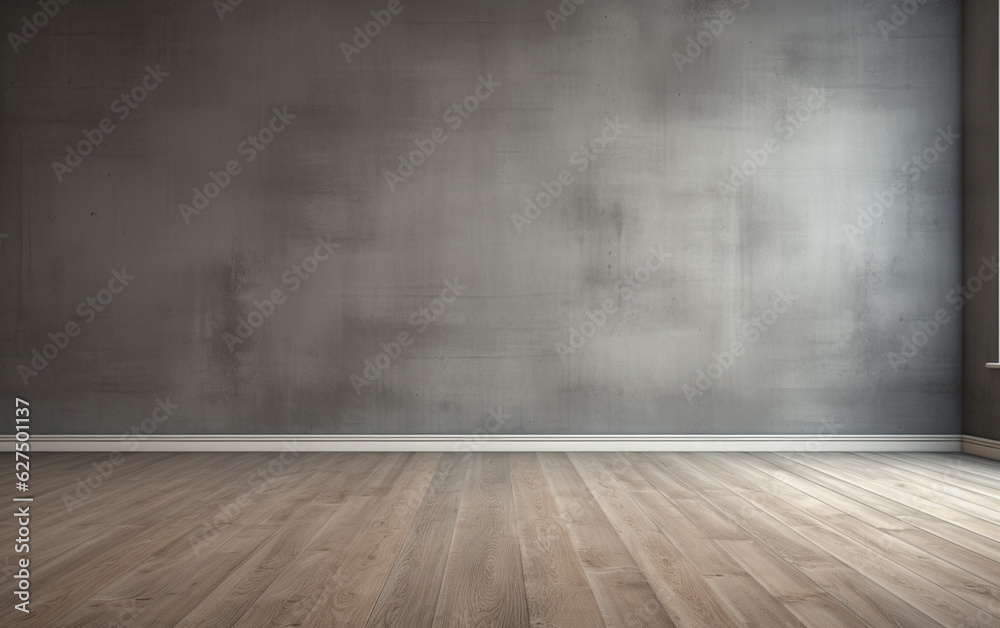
2, 452, 1000, 627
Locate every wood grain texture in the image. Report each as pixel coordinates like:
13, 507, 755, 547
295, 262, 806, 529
643, 453, 946, 628
432, 453, 530, 628
537, 452, 678, 628
509, 453, 606, 628
365, 453, 469, 628
173, 456, 384, 628
34, 453, 273, 627
300, 453, 440, 627
694, 453, 1000, 626
754, 452, 1000, 567
569, 452, 743, 628
612, 453, 808, 628
227, 453, 410, 628
3, 452, 999, 628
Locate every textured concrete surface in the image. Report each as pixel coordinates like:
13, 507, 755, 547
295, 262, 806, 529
0, 0, 962, 435
963, 0, 1000, 442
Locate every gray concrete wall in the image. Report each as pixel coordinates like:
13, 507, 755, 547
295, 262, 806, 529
1, 0, 962, 436
963, 0, 1000, 442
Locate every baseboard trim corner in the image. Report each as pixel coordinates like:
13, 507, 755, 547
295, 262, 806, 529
962, 435, 1000, 461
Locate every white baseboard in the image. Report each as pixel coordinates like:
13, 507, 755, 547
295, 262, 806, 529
962, 435, 1000, 461
0, 434, 963, 453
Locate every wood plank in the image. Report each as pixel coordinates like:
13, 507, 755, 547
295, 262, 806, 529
364, 453, 468, 627
28, 454, 278, 627
743, 453, 1000, 584
170, 499, 341, 628
538, 452, 677, 628
606, 454, 808, 628
203, 454, 423, 628
926, 453, 1000, 479
646, 453, 943, 628
841, 453, 1000, 517
508, 453, 606, 628
683, 453, 1000, 628
717, 539, 880, 628
298, 453, 441, 627
896, 454, 1000, 491
53, 453, 379, 628
721, 454, 1000, 612
756, 453, 1000, 563
569, 452, 743, 628
432, 453, 530, 628
0, 452, 221, 541
0, 452, 176, 516
30, 452, 262, 552
220, 453, 416, 628
779, 453, 1000, 545
874, 453, 1000, 500
622, 454, 871, 627
622, 452, 747, 541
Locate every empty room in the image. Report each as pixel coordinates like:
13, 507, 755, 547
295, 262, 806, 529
2, 0, 1000, 626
